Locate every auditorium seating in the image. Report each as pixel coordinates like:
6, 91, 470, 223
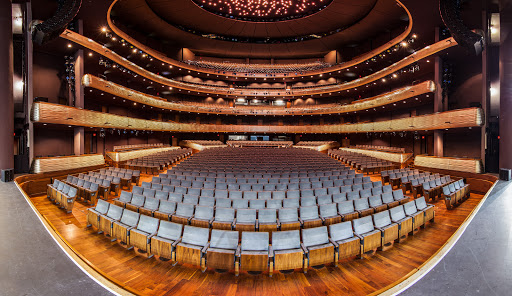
240, 232, 272, 275
47, 179, 78, 213
175, 225, 210, 272
87, 198, 435, 274
86, 199, 110, 229
184, 60, 332, 74
149, 221, 183, 262
112, 209, 140, 246
113, 143, 166, 152
226, 141, 293, 148
442, 179, 470, 209
329, 221, 360, 261
271, 230, 305, 272
205, 229, 240, 274
329, 150, 396, 174
302, 226, 336, 268
124, 148, 191, 175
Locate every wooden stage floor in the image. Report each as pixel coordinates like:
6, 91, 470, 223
29, 171, 484, 296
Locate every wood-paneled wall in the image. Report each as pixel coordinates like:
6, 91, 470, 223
414, 155, 483, 174
32, 102, 484, 134
106, 147, 179, 162
339, 148, 413, 163
31, 154, 105, 174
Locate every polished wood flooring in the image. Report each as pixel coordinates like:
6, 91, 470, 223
30, 171, 484, 296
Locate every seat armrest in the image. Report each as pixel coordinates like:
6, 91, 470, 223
319, 216, 325, 222
300, 243, 308, 254
354, 233, 363, 240
147, 232, 157, 243
255, 220, 259, 229
375, 226, 385, 233
235, 245, 241, 257
232, 218, 237, 224
171, 237, 182, 247
268, 245, 274, 258
126, 226, 136, 235
328, 238, 339, 248
298, 217, 304, 224
208, 217, 214, 225
201, 242, 210, 254
187, 217, 193, 222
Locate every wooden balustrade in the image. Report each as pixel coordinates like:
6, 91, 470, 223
31, 154, 105, 174
83, 75, 435, 116
339, 148, 413, 164
106, 147, 180, 162
61, 28, 455, 97
105, 0, 413, 79
32, 102, 483, 134
414, 155, 483, 174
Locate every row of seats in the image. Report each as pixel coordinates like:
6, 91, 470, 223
124, 148, 192, 174
86, 197, 434, 276
113, 143, 166, 152
145, 177, 376, 191
110, 189, 410, 231
398, 172, 435, 193
184, 59, 331, 74
47, 179, 78, 213
380, 168, 416, 184
226, 141, 294, 148
387, 170, 431, 188
99, 167, 141, 185
442, 180, 470, 209
415, 176, 452, 200
330, 150, 396, 174
64, 175, 104, 204
165, 168, 356, 178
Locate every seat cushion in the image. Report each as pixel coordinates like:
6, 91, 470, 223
178, 242, 203, 250
307, 243, 332, 251
242, 250, 269, 256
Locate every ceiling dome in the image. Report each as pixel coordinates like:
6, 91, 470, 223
190, 0, 334, 22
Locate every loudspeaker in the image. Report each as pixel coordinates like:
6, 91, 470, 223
499, 168, 511, 181
1, 169, 14, 182
439, 0, 484, 55
32, 0, 82, 45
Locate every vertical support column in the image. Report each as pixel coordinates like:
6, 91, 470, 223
433, 27, 444, 157
25, 2, 34, 165
481, 10, 490, 169
500, 0, 512, 169
0, 0, 14, 172
73, 20, 85, 155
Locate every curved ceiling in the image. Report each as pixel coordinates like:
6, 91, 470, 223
189, 0, 335, 22
110, 0, 409, 58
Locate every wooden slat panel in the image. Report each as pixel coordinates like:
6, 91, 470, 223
414, 155, 483, 174
31, 154, 105, 174
32, 102, 484, 134
339, 148, 413, 163
83, 74, 435, 116
106, 147, 179, 162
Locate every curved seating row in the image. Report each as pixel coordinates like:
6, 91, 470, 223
110, 187, 411, 232
100, 167, 141, 185
47, 179, 78, 213
442, 180, 470, 209
145, 177, 375, 191
86, 197, 434, 276
124, 149, 191, 175
63, 175, 105, 204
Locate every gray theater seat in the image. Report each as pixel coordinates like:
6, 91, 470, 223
329, 221, 360, 260
206, 229, 240, 273
176, 225, 210, 271
271, 230, 305, 272
301, 226, 335, 268
240, 232, 271, 275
